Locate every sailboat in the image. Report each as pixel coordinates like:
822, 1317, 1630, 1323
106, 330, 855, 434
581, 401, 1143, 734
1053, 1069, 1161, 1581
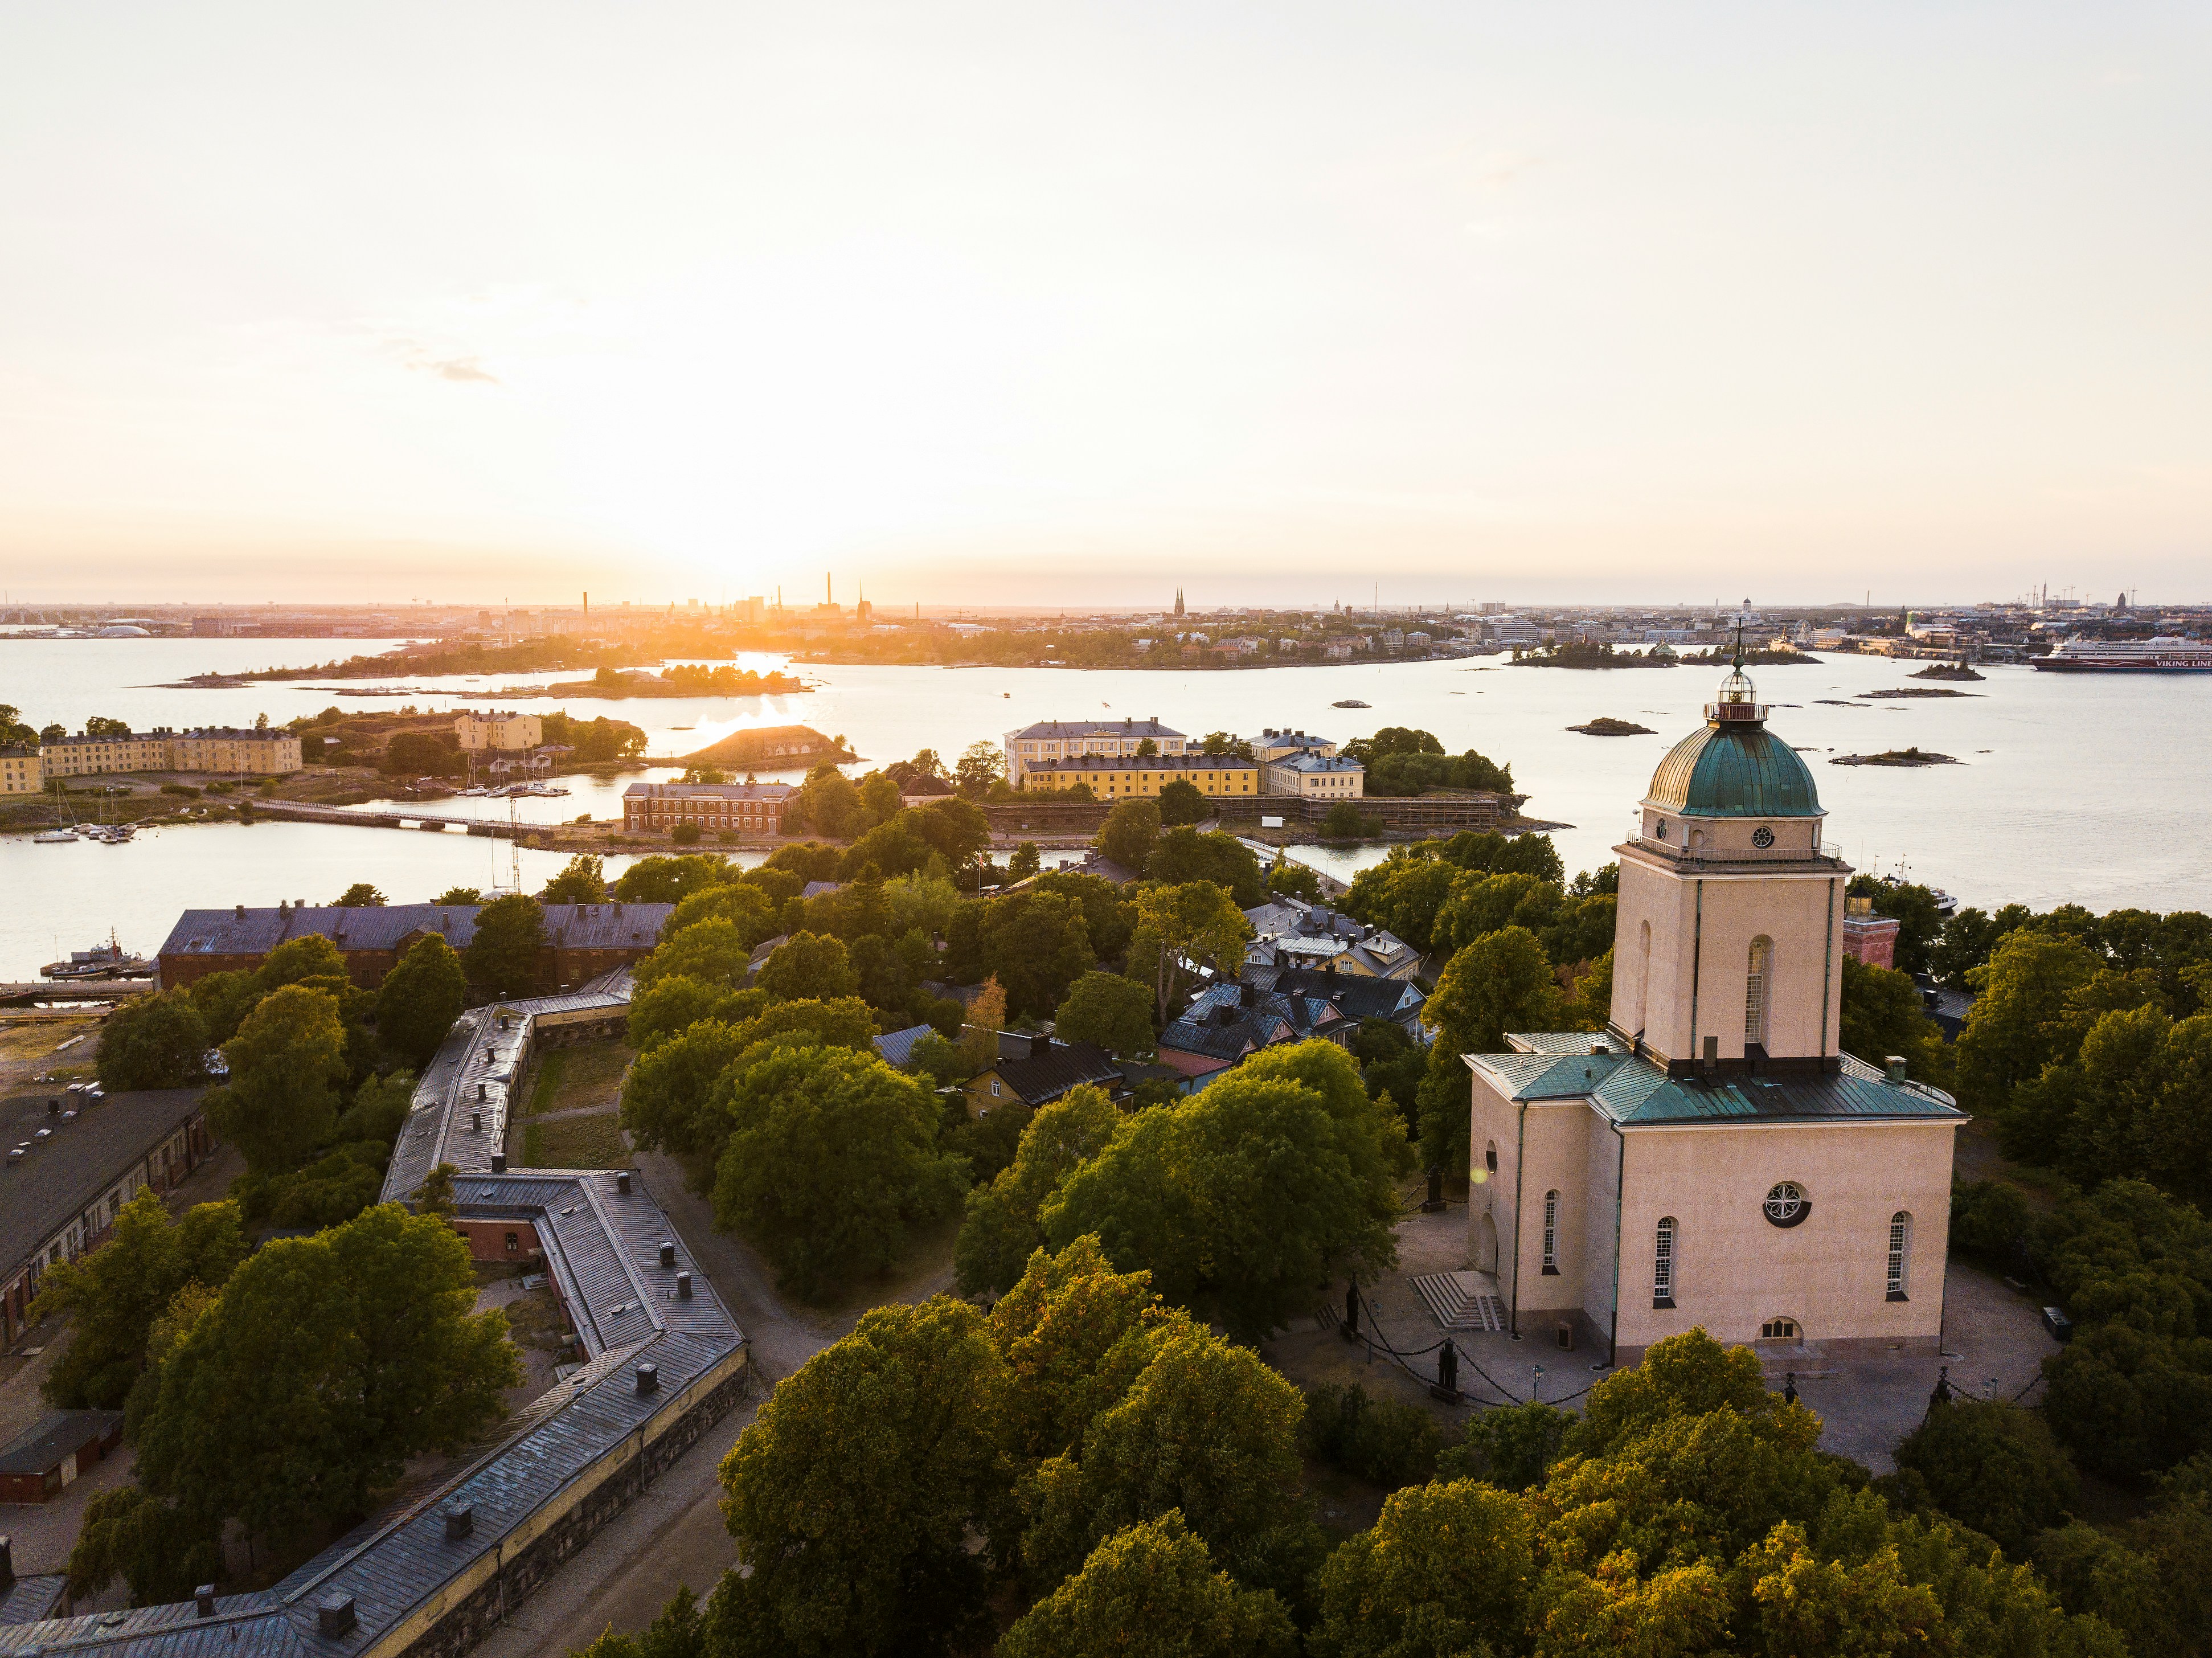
35, 787, 77, 844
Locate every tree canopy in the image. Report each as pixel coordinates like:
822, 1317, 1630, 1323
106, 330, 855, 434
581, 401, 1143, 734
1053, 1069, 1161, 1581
465, 893, 546, 993
210, 984, 350, 1174
96, 991, 210, 1091
375, 932, 466, 1069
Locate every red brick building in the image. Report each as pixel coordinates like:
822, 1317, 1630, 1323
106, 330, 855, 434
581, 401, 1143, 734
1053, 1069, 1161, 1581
622, 781, 793, 836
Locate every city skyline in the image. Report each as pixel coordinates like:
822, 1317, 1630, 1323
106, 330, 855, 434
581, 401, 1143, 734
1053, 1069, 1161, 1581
3, 4, 2207, 604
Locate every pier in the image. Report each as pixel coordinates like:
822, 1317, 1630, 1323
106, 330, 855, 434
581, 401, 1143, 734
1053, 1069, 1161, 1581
0, 980, 151, 1004
252, 800, 578, 837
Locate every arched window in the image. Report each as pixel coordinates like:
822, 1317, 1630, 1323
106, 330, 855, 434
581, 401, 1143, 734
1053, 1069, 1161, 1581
1744, 936, 1772, 1047
1542, 1190, 1559, 1274
1653, 1216, 1677, 1307
1887, 1211, 1912, 1301
1636, 920, 1652, 1031
1760, 1317, 1799, 1341
1484, 1140, 1498, 1174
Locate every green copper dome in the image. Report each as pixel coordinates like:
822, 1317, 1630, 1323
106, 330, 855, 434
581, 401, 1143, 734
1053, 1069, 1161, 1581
1644, 664, 1822, 818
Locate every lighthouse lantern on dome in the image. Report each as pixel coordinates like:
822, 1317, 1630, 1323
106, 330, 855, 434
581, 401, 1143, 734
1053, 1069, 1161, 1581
1707, 603, 1767, 724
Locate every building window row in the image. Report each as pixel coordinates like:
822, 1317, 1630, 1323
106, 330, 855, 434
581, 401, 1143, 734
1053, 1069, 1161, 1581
1644, 1207, 1913, 1311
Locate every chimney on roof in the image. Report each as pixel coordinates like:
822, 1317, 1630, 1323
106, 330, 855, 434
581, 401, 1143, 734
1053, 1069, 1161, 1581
444, 1503, 474, 1541
1030, 1032, 1051, 1059
635, 1362, 659, 1395
659, 1241, 676, 1268
616, 1170, 632, 1194
195, 1585, 216, 1618
490, 1152, 506, 1173
318, 1595, 357, 1639
1238, 981, 1255, 1006
235, 903, 245, 919
677, 1270, 694, 1300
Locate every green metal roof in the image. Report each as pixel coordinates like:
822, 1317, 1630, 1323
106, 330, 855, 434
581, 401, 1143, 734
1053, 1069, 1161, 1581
1645, 721, 1822, 818
1468, 1043, 1964, 1125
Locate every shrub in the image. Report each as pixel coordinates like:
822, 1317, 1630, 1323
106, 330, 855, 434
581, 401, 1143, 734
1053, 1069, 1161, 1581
1894, 1399, 2080, 1557
671, 821, 702, 845
159, 783, 200, 798
1437, 1399, 1571, 1491
1300, 1382, 1445, 1488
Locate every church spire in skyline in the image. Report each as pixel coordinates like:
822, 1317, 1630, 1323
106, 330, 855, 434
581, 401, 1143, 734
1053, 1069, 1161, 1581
1174, 586, 1184, 616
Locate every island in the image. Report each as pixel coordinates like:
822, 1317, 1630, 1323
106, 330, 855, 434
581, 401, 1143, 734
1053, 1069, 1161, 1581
1332, 699, 1370, 708
1566, 717, 1657, 736
506, 664, 809, 699
1513, 641, 1674, 669
1858, 687, 1979, 699
1911, 663, 1986, 681
1680, 646, 1820, 665
1830, 748, 1960, 767
675, 724, 854, 771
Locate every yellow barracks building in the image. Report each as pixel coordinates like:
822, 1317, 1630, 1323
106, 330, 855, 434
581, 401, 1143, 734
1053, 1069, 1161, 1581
1023, 753, 1260, 801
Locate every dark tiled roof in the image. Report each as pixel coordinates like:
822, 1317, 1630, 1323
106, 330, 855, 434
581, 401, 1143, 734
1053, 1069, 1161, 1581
0, 1410, 122, 1475
2, 1088, 206, 1276
0, 1578, 66, 1628
872, 1025, 937, 1068
1008, 718, 1185, 740
988, 1039, 1124, 1105
1243, 967, 1424, 1024
157, 903, 674, 960
621, 782, 793, 801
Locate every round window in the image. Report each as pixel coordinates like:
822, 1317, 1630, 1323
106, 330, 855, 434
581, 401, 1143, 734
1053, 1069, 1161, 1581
1763, 1181, 1811, 1228
1751, 825, 1775, 849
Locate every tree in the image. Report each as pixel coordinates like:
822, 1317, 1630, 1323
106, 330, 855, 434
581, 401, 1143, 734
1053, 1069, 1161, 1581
711, 1046, 967, 1297
1309, 1480, 1534, 1658
1895, 1400, 2081, 1557
1266, 857, 1322, 902
1416, 927, 1563, 1172
1342, 854, 1459, 956
1146, 827, 1265, 907
673, 821, 703, 844
906, 797, 992, 869
1436, 1399, 1570, 1491
1001, 1513, 1296, 1658
708, 1296, 1009, 1658
1953, 928, 2105, 1115
433, 885, 482, 904
955, 1086, 1124, 1296
31, 1193, 247, 1409
798, 763, 865, 837
621, 1019, 752, 1162
664, 881, 778, 948
85, 714, 130, 736
134, 1203, 520, 1537
333, 882, 387, 907
464, 893, 546, 993
1043, 1042, 1410, 1340
383, 730, 461, 776
96, 991, 210, 1091
758, 931, 860, 1001
415, 1161, 458, 1218
980, 890, 1096, 1018
542, 853, 607, 903
1007, 840, 1042, 880
615, 854, 734, 904
1157, 779, 1210, 826
375, 933, 466, 1069
1097, 797, 1162, 872
210, 984, 349, 1174
628, 976, 764, 1051
1320, 801, 1375, 841
960, 977, 1009, 1074
1023, 1319, 1322, 1599
1055, 971, 1156, 1058
955, 739, 1004, 798
1839, 954, 1949, 1082
1128, 881, 1251, 1026
638, 917, 757, 992
66, 1485, 223, 1607
910, 747, 947, 778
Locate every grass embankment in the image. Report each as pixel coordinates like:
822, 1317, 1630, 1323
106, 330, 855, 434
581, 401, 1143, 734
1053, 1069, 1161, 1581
517, 1042, 634, 1169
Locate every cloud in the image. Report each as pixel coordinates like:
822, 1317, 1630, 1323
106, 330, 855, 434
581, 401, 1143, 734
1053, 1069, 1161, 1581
413, 354, 500, 385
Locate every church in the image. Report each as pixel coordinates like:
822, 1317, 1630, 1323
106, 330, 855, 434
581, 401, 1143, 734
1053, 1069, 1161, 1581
1463, 657, 1964, 1366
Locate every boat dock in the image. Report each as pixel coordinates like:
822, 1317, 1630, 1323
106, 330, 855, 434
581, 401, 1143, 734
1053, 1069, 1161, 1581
252, 800, 582, 837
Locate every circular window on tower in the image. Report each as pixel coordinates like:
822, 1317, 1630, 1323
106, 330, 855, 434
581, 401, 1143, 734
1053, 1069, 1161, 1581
1751, 824, 1775, 849
1763, 1181, 1811, 1227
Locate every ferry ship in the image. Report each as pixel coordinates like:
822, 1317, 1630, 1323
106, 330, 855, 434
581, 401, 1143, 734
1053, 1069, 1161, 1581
2031, 635, 2212, 673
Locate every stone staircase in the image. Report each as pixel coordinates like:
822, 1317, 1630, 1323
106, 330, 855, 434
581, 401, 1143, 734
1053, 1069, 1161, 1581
1410, 1271, 1508, 1333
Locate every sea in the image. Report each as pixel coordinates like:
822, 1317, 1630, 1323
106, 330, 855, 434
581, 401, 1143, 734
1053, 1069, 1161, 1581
0, 633, 2203, 981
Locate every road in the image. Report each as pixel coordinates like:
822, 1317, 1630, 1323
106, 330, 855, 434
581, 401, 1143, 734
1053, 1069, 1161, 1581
474, 1151, 954, 1658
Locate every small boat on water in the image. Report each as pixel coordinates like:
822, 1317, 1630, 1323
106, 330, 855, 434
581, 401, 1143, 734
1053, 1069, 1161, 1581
42, 935, 153, 980
32, 828, 75, 844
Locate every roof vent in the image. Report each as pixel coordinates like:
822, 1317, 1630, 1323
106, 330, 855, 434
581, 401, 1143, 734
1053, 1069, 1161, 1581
676, 1271, 693, 1300
616, 1171, 632, 1195
234, 903, 246, 919
1590, 1041, 1609, 1055
195, 1586, 216, 1618
634, 1362, 659, 1395
476, 1082, 486, 1102
443, 1503, 474, 1541
317, 1593, 357, 1638
1885, 1055, 1908, 1084
470, 1111, 482, 1132
658, 1241, 676, 1268
490, 1152, 507, 1173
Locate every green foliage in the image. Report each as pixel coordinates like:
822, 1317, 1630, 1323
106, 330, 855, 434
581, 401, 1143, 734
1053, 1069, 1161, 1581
1895, 1400, 2080, 1557
1022, 1319, 1323, 1603
210, 983, 350, 1174
1055, 970, 1157, 1058
375, 932, 466, 1068
1949, 1177, 2033, 1259
1436, 1398, 1570, 1491
1043, 1041, 1410, 1340
637, 916, 757, 992
710, 1297, 1008, 1658
1006, 840, 1043, 879
464, 893, 546, 993
1299, 1383, 1445, 1488
710, 1046, 966, 1298
614, 853, 736, 904
1265, 857, 1322, 902
1157, 777, 1210, 826
32, 1192, 247, 1410
1954, 927, 2108, 1115
1097, 796, 1162, 871
65, 1485, 224, 1607
1318, 801, 1378, 841
955, 1085, 1124, 1297
1000, 1512, 1297, 1658
2013, 1004, 2212, 1194
986, 1235, 1164, 1461
626, 976, 764, 1051
1309, 1479, 1533, 1658
332, 881, 387, 907
1342, 851, 1459, 956
1848, 874, 1948, 976
1838, 953, 1951, 1082
134, 1203, 521, 1536
569, 1588, 706, 1658
383, 728, 461, 776
977, 890, 1097, 1018
433, 885, 482, 904
96, 990, 210, 1090
757, 930, 859, 1001
235, 1139, 388, 1230
1128, 880, 1251, 1025
1146, 826, 1265, 907
1026, 871, 1137, 962
541, 853, 607, 903
2034, 1178, 2212, 1478
671, 821, 703, 844
1340, 728, 1514, 797
1416, 927, 1564, 1172
906, 1029, 970, 1088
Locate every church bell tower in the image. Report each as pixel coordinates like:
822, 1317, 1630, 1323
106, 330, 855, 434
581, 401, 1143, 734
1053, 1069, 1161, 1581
1609, 631, 1850, 1076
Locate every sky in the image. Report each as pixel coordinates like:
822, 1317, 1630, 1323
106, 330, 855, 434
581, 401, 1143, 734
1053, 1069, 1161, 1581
2, 3, 2208, 609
